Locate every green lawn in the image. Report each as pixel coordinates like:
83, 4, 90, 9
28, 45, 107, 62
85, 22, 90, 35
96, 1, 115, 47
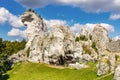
2, 62, 113, 80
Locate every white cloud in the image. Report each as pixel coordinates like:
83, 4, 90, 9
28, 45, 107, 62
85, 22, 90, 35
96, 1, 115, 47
7, 28, 26, 38
70, 23, 114, 33
16, 0, 120, 20
100, 23, 114, 32
113, 35, 120, 41
0, 7, 23, 28
70, 23, 83, 32
44, 19, 67, 28
0, 7, 114, 38
110, 14, 120, 20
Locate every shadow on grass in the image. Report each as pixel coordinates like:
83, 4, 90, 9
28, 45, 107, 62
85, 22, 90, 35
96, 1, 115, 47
0, 74, 9, 80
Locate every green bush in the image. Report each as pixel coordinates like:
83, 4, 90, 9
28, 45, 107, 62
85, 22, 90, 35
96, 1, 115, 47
26, 47, 30, 57
75, 37, 80, 42
80, 35, 88, 41
91, 42, 98, 52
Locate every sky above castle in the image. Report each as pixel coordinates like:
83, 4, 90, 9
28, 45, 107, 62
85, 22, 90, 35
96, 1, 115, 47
0, 0, 120, 40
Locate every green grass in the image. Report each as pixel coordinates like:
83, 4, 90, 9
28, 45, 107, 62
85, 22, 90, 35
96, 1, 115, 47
4, 62, 113, 80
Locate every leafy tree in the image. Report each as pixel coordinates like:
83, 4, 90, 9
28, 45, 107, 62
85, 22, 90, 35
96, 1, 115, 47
0, 38, 26, 77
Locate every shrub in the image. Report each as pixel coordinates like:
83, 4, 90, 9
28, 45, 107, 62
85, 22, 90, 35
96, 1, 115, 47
80, 35, 88, 41
91, 42, 98, 52
26, 47, 30, 57
75, 37, 80, 42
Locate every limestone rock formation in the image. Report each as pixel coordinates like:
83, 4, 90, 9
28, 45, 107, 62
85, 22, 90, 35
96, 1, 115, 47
75, 26, 98, 62
92, 24, 109, 55
109, 54, 116, 72
43, 25, 75, 65
91, 25, 110, 76
21, 9, 47, 50
107, 40, 120, 52
21, 9, 47, 63
21, 10, 76, 65
9, 9, 120, 80
114, 63, 120, 80
9, 50, 26, 64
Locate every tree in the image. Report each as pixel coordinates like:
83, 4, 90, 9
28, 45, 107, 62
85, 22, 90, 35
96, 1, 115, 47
0, 38, 26, 77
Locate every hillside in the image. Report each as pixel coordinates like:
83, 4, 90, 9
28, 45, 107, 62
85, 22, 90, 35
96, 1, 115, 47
1, 62, 113, 80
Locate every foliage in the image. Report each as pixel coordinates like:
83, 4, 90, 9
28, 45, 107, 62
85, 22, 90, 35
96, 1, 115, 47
75, 37, 80, 42
0, 38, 26, 77
0, 57, 11, 76
26, 47, 30, 57
89, 34, 92, 40
91, 42, 98, 52
79, 35, 88, 41
75, 35, 89, 42
109, 38, 112, 42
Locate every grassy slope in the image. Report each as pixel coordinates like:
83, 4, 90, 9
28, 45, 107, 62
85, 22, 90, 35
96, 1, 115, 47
6, 62, 113, 80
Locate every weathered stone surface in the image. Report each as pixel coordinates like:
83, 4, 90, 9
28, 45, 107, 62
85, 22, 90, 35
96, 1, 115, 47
97, 62, 109, 76
68, 62, 89, 69
92, 24, 109, 55
107, 40, 120, 52
114, 63, 120, 80
21, 10, 47, 63
109, 53, 116, 72
73, 42, 83, 62
9, 50, 26, 63
91, 25, 110, 76
21, 10, 47, 50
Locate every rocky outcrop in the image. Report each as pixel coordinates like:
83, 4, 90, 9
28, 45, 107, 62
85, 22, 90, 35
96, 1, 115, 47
91, 25, 110, 76
20, 10, 76, 65
107, 40, 120, 52
114, 63, 120, 80
43, 25, 75, 65
9, 9, 120, 80
21, 9, 47, 50
9, 50, 26, 63
92, 24, 109, 55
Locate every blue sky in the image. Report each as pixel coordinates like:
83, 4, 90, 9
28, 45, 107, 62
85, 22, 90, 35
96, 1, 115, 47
0, 0, 120, 40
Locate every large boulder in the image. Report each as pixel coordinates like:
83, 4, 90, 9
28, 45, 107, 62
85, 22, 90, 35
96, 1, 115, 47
97, 55, 110, 76
92, 24, 109, 55
109, 53, 116, 72
9, 50, 26, 64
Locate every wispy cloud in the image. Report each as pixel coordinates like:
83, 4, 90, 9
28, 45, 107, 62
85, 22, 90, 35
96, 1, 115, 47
110, 14, 120, 20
